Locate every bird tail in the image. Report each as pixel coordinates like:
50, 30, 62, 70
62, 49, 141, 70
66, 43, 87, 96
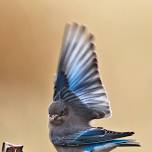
116, 139, 140, 147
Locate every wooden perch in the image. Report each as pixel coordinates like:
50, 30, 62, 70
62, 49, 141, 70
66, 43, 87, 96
2, 142, 23, 152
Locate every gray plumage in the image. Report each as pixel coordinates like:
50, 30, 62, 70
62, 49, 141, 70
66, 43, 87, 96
48, 23, 140, 152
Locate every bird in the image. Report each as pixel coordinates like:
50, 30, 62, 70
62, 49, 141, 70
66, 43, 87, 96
48, 23, 140, 152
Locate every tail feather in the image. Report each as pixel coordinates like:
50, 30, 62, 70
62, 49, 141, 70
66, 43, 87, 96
118, 139, 140, 147
83, 139, 140, 152
116, 139, 140, 147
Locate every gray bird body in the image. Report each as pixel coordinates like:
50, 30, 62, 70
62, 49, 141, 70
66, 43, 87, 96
48, 23, 140, 152
49, 102, 138, 152
49, 103, 89, 152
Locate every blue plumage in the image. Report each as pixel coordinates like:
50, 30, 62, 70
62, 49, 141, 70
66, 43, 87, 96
83, 139, 138, 152
49, 23, 140, 152
53, 23, 111, 119
52, 127, 135, 147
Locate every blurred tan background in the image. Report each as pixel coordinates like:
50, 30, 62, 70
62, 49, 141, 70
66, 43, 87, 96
0, 0, 151, 151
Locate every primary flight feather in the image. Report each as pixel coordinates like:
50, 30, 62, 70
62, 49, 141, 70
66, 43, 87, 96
53, 23, 111, 120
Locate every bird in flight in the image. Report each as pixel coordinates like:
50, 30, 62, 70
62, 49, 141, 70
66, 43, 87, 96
48, 23, 140, 152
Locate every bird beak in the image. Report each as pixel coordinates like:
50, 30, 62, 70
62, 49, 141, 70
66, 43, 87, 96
49, 114, 58, 122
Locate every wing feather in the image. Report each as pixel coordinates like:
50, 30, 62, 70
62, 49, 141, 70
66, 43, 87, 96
52, 128, 135, 146
53, 23, 111, 119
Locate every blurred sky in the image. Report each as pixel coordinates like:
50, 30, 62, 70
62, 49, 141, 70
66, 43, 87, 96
0, 0, 152, 152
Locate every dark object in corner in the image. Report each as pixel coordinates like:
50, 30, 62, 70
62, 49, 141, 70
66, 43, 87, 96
2, 142, 23, 152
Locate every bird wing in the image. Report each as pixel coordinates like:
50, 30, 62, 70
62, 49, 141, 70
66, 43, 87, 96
53, 23, 111, 119
52, 127, 134, 146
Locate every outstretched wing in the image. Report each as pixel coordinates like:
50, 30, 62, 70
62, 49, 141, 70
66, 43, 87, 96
53, 23, 111, 119
52, 127, 135, 146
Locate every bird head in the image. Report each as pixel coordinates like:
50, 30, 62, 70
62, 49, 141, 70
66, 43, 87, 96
48, 102, 69, 126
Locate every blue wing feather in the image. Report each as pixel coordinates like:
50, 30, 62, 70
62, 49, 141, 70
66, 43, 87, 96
52, 127, 134, 146
53, 23, 111, 119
